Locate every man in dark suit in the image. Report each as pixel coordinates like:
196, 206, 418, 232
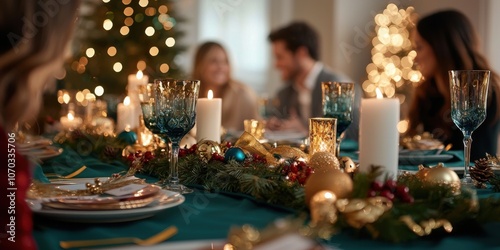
267, 22, 362, 141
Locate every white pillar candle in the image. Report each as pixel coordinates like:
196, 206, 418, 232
196, 90, 222, 143
127, 71, 149, 129
60, 112, 82, 131
359, 89, 399, 179
116, 96, 135, 132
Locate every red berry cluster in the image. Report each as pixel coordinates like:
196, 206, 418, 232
368, 180, 414, 203
126, 150, 154, 163
281, 161, 314, 185
210, 152, 225, 162
249, 154, 267, 164
179, 144, 198, 157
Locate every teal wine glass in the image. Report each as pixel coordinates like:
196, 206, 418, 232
322, 81, 355, 156
140, 79, 200, 194
449, 70, 489, 185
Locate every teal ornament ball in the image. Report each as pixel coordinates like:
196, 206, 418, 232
117, 131, 137, 145
224, 147, 246, 162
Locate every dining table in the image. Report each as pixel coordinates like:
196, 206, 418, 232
31, 139, 500, 249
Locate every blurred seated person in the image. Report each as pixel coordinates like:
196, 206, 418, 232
267, 21, 362, 141
192, 41, 259, 132
0, 1, 80, 249
407, 10, 500, 160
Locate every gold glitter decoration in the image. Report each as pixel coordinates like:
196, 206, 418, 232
399, 216, 453, 236
309, 118, 337, 156
309, 152, 340, 173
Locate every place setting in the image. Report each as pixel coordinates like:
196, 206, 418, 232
28, 176, 185, 223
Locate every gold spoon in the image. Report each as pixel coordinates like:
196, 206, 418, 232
59, 226, 177, 249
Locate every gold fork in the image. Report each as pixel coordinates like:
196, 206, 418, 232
59, 226, 177, 249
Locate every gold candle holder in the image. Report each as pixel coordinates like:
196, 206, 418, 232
244, 119, 266, 140
309, 118, 337, 156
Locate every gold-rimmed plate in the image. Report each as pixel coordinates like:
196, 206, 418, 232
28, 190, 184, 223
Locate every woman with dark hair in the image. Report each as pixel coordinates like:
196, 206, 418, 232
407, 9, 500, 161
192, 41, 259, 132
0, 1, 80, 249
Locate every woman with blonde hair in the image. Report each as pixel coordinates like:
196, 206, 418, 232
192, 41, 260, 132
407, 10, 500, 161
0, 1, 80, 249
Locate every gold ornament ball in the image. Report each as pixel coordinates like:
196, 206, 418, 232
309, 152, 340, 173
415, 164, 430, 181
305, 169, 353, 207
339, 156, 357, 174
196, 140, 221, 161
424, 163, 461, 193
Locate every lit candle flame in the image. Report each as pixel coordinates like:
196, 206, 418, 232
68, 112, 74, 121
207, 90, 213, 99
136, 70, 143, 79
375, 88, 383, 99
124, 96, 131, 106
63, 93, 70, 104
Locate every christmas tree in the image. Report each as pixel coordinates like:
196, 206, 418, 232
362, 3, 420, 132
64, 0, 185, 94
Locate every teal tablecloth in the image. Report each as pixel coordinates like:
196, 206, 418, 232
33, 143, 500, 249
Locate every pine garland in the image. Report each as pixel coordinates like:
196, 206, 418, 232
54, 131, 500, 243
140, 152, 307, 210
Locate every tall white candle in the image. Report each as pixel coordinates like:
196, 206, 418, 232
116, 96, 135, 132
359, 88, 399, 179
127, 71, 149, 129
196, 90, 222, 143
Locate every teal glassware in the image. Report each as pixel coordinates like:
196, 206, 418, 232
449, 70, 489, 186
322, 81, 355, 156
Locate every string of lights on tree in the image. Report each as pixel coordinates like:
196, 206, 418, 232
362, 3, 422, 133
62, 0, 185, 97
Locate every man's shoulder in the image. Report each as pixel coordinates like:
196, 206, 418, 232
317, 66, 352, 82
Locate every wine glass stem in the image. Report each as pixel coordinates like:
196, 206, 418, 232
335, 131, 346, 157
336, 138, 342, 157
169, 142, 180, 187
462, 134, 472, 179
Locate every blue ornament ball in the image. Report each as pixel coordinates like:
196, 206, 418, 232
117, 131, 137, 145
224, 147, 246, 162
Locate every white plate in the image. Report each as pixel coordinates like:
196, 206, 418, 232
28, 190, 184, 223
399, 154, 454, 165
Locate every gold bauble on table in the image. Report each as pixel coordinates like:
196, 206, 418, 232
309, 152, 340, 173
415, 164, 430, 181
196, 139, 221, 162
419, 163, 461, 193
305, 169, 353, 207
